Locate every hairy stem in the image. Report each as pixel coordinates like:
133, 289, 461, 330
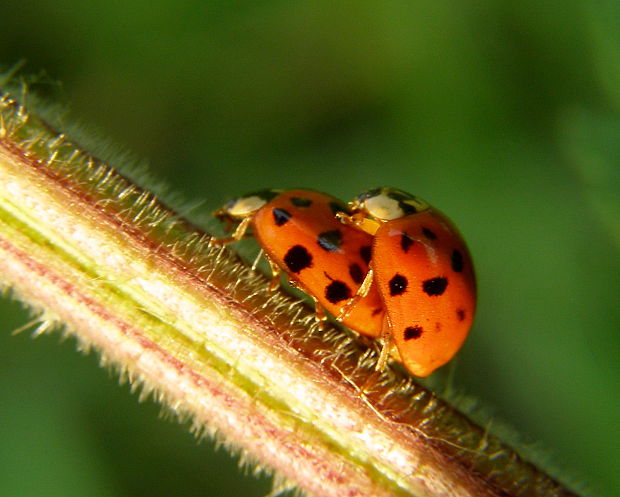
0, 87, 580, 497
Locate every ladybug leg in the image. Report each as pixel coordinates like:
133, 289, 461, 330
209, 216, 253, 246
359, 317, 392, 391
337, 268, 374, 321
286, 279, 328, 329
375, 314, 393, 372
264, 255, 282, 292
311, 297, 328, 330
250, 249, 281, 291
288, 279, 327, 331
336, 211, 380, 236
335, 211, 364, 228
360, 370, 382, 393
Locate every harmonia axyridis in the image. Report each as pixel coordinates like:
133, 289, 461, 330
212, 189, 384, 338
339, 187, 476, 377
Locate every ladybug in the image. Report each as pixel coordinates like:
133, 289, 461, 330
212, 189, 384, 338
338, 187, 476, 377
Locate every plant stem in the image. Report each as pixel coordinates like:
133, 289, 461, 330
0, 88, 581, 497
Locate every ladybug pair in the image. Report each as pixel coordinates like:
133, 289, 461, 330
213, 188, 476, 377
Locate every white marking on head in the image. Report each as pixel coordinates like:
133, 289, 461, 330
227, 196, 267, 217
365, 194, 404, 220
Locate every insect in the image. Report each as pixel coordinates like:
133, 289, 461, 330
212, 189, 384, 338
337, 187, 477, 377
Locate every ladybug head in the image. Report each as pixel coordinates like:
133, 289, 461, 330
214, 189, 282, 221
350, 187, 430, 221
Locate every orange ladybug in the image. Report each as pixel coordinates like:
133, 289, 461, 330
339, 187, 476, 377
212, 189, 384, 338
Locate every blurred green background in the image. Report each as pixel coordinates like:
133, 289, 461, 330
1, 1, 619, 496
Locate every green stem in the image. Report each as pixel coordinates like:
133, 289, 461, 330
0, 88, 580, 497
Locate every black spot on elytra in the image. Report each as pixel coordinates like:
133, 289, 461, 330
404, 326, 424, 340
272, 208, 291, 226
325, 280, 351, 303
328, 200, 349, 215
422, 277, 448, 296
456, 309, 466, 321
284, 245, 312, 273
348, 263, 364, 284
451, 250, 464, 272
290, 196, 312, 207
400, 233, 414, 253
317, 230, 343, 252
360, 245, 372, 266
422, 227, 437, 240
372, 308, 383, 316
389, 274, 408, 296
